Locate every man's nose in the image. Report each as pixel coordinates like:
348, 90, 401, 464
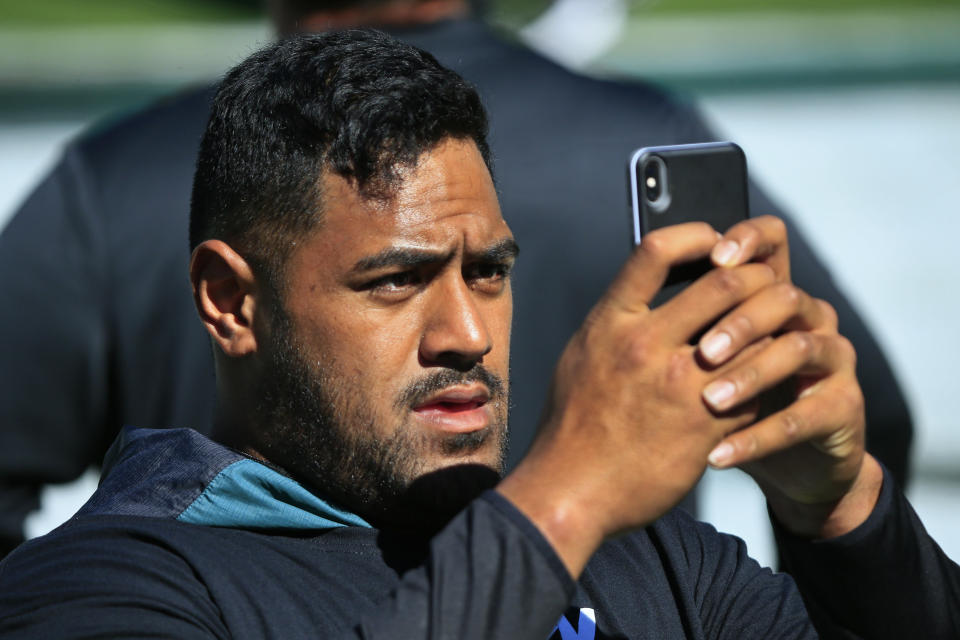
418, 276, 492, 371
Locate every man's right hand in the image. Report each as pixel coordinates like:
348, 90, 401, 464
497, 222, 780, 577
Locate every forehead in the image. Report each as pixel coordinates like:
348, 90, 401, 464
308, 139, 510, 261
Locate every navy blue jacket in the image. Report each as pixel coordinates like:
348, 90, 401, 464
1, 428, 956, 639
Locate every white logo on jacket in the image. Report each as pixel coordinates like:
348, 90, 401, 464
550, 607, 596, 640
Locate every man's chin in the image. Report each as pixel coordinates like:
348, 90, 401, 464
433, 424, 502, 461
370, 429, 505, 534
387, 462, 503, 535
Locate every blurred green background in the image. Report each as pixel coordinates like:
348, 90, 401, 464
0, 0, 956, 24
0, 0, 258, 24
2, 0, 957, 120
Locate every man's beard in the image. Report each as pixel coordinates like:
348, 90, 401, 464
250, 306, 509, 532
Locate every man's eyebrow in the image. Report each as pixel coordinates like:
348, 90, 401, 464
350, 238, 519, 273
350, 247, 453, 273
471, 238, 520, 263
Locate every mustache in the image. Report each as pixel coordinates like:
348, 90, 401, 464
394, 365, 506, 411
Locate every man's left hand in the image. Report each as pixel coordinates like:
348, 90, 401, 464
696, 216, 883, 539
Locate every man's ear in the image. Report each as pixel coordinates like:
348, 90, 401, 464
190, 240, 260, 357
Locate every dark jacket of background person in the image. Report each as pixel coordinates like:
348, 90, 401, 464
0, 17, 913, 555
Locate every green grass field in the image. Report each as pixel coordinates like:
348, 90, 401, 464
633, 0, 956, 12
492, 0, 957, 25
0, 0, 955, 26
0, 0, 259, 25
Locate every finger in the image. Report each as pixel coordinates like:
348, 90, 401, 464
806, 298, 839, 333
701, 331, 855, 413
711, 215, 790, 282
697, 283, 826, 366
781, 297, 840, 336
607, 222, 720, 313
654, 262, 776, 345
706, 376, 863, 469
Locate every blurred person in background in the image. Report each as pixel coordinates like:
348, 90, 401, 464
0, 0, 913, 556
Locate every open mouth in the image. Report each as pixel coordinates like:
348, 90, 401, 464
416, 399, 485, 413
412, 386, 491, 432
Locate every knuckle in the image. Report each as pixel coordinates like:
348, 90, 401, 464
779, 410, 806, 441
816, 298, 839, 329
665, 351, 694, 384
594, 291, 628, 320
845, 386, 866, 423
734, 220, 761, 246
621, 333, 656, 370
755, 262, 777, 284
582, 307, 633, 357
766, 215, 788, 238
839, 381, 864, 415
727, 313, 755, 341
833, 334, 858, 368
710, 268, 745, 298
788, 331, 815, 358
638, 232, 669, 262
731, 366, 759, 393
775, 282, 801, 309
740, 431, 760, 457
819, 381, 864, 436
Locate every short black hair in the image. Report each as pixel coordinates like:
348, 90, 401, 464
189, 28, 491, 290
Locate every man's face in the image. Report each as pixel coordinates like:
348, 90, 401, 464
252, 138, 515, 528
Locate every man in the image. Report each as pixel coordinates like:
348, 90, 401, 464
0, 0, 912, 554
0, 31, 954, 639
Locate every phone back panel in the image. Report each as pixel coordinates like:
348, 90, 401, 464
628, 142, 750, 308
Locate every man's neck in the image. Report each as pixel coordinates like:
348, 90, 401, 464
292, 0, 470, 34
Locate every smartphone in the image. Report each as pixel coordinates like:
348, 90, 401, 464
630, 142, 791, 415
628, 141, 750, 308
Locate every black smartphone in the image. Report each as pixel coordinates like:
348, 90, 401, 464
630, 142, 791, 414
628, 141, 750, 308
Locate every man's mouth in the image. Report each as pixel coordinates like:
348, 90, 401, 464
412, 386, 492, 432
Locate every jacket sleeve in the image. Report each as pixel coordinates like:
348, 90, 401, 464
774, 465, 960, 639
640, 508, 817, 640
0, 146, 113, 556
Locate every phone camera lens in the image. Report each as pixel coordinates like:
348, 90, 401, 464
643, 159, 662, 202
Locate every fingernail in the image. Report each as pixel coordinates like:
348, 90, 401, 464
712, 240, 740, 265
700, 331, 731, 362
703, 380, 736, 409
708, 442, 735, 467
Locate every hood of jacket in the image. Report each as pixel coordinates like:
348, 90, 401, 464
76, 427, 371, 531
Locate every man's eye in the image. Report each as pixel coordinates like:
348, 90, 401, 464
370, 271, 419, 291
484, 263, 511, 279
466, 262, 511, 286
